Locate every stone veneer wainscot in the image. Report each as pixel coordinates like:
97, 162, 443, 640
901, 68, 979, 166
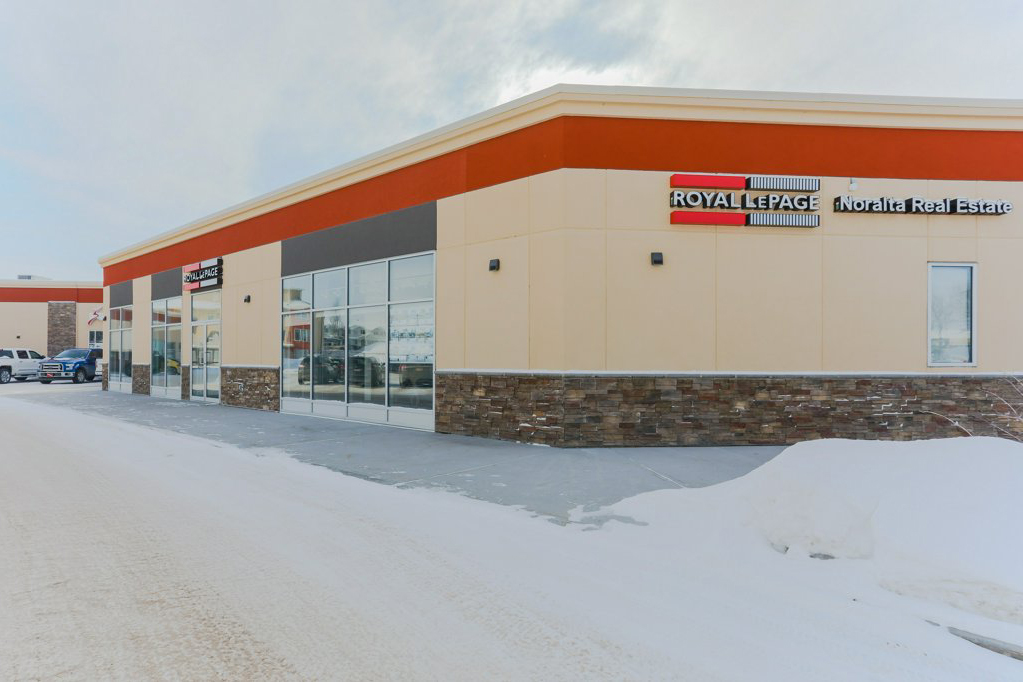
435, 372, 1023, 447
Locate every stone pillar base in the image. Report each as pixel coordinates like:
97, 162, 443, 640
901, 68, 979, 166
132, 365, 150, 395
221, 367, 280, 411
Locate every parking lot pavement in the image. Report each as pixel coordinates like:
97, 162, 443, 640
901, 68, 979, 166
6, 387, 783, 523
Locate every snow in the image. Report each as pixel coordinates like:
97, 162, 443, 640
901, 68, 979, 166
1, 393, 1022, 680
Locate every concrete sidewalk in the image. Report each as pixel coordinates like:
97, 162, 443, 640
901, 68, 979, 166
8, 384, 783, 523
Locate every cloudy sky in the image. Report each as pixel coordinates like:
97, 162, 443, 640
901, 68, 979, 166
1, 1, 1020, 281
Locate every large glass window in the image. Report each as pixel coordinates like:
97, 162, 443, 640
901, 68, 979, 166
282, 313, 311, 399
313, 311, 346, 401
390, 254, 433, 302
152, 297, 182, 392
283, 275, 312, 311
152, 327, 166, 387
191, 292, 220, 323
929, 264, 975, 365
389, 301, 434, 409
314, 270, 346, 310
121, 330, 133, 379
109, 332, 121, 381
281, 253, 435, 416
108, 305, 133, 383
348, 306, 387, 405
349, 262, 387, 305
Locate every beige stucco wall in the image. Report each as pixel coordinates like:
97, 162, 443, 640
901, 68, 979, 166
436, 169, 1023, 373
221, 242, 282, 367
0, 300, 101, 352
0, 303, 48, 352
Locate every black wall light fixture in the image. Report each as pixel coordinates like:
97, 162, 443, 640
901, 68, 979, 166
243, 295, 251, 303
650, 252, 664, 265
489, 258, 500, 271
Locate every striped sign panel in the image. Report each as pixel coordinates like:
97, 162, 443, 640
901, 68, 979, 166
670, 173, 746, 190
746, 176, 820, 192
746, 213, 820, 227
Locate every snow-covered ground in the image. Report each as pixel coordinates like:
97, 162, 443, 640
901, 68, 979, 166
0, 394, 1021, 680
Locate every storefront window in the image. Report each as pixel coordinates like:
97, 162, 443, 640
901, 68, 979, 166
191, 291, 221, 323
929, 264, 975, 365
108, 305, 133, 383
348, 306, 387, 405
349, 262, 387, 305
282, 313, 311, 399
109, 332, 121, 380
281, 253, 434, 418
314, 269, 346, 310
152, 327, 166, 387
121, 330, 133, 379
312, 311, 346, 401
152, 299, 167, 324
167, 297, 182, 324
283, 275, 312, 311
389, 301, 434, 409
390, 254, 433, 302
152, 297, 182, 393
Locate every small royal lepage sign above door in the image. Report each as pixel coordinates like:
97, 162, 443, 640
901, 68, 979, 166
183, 258, 223, 291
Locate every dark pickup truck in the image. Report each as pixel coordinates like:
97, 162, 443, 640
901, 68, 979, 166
39, 348, 102, 384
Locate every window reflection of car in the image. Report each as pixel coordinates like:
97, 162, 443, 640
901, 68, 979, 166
395, 364, 433, 388
297, 354, 342, 384
349, 356, 385, 387
151, 351, 181, 375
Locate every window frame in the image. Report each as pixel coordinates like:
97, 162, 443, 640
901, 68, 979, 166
927, 262, 978, 368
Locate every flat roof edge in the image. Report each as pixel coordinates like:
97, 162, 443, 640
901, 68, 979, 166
99, 84, 1023, 267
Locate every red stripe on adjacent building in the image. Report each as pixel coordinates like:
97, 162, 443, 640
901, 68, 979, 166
670, 211, 746, 226
669, 173, 746, 189
0, 287, 104, 303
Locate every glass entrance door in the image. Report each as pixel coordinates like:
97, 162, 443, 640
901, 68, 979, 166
190, 323, 221, 402
189, 291, 222, 403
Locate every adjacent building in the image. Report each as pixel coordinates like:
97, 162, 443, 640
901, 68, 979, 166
97, 85, 1023, 445
0, 278, 104, 356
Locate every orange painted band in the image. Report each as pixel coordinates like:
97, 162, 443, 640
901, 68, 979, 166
104, 115, 1023, 286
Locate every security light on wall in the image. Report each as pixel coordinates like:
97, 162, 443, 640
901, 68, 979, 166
243, 295, 251, 303
489, 259, 500, 271
650, 252, 664, 266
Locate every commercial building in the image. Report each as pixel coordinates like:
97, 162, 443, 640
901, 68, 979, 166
0, 278, 104, 355
98, 85, 1023, 445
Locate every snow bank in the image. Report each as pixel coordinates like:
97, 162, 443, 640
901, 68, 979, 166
709, 437, 1023, 624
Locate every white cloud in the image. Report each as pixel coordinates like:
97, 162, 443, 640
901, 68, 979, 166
0, 0, 1019, 279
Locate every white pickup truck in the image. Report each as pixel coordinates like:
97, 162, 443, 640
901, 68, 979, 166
0, 348, 45, 383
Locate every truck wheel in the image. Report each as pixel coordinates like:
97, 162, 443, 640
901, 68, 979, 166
73, 368, 87, 384
39, 380, 51, 384
0, 367, 10, 384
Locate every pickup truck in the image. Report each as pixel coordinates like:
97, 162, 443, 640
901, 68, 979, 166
39, 348, 103, 384
0, 348, 46, 383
